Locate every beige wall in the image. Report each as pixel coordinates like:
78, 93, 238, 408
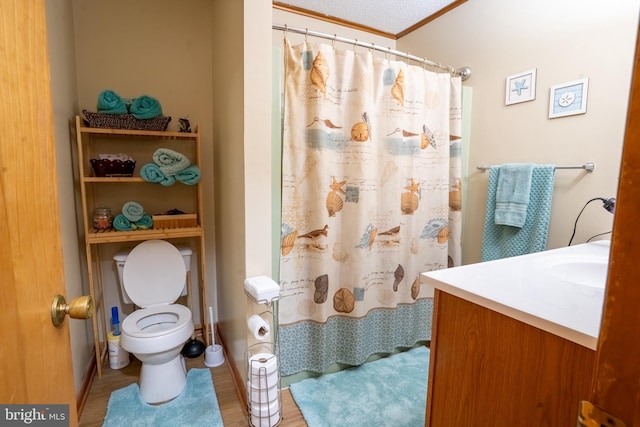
399, 0, 640, 263
210, 0, 275, 379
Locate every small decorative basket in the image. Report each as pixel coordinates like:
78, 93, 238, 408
82, 110, 171, 131
152, 213, 198, 229
90, 158, 136, 177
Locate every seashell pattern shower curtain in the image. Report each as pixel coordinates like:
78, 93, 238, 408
279, 40, 462, 376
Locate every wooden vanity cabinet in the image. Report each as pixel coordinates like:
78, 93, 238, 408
425, 289, 595, 427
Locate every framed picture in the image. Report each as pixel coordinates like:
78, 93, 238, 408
548, 78, 589, 119
505, 69, 537, 105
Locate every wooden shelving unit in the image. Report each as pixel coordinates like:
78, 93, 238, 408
75, 116, 208, 377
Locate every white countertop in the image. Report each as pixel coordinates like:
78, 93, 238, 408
421, 241, 610, 350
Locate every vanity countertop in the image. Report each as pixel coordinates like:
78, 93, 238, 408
421, 241, 610, 350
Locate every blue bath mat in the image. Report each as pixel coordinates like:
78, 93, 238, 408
289, 346, 430, 427
103, 368, 222, 427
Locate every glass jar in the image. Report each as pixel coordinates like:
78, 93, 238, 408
93, 206, 113, 230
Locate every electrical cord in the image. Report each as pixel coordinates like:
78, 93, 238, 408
567, 197, 616, 246
586, 231, 612, 243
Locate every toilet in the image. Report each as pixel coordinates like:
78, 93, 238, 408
114, 239, 194, 404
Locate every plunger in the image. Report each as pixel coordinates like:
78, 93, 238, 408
182, 331, 206, 358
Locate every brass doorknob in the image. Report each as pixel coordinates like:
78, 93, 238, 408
51, 294, 93, 327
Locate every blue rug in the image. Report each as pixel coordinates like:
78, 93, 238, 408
103, 368, 223, 427
289, 346, 430, 427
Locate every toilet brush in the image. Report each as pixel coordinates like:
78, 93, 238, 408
209, 306, 215, 345
205, 305, 225, 367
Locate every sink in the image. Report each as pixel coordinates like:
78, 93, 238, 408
544, 256, 608, 288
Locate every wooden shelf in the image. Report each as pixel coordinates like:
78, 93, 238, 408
78, 123, 199, 139
75, 115, 208, 378
87, 226, 203, 244
82, 176, 144, 183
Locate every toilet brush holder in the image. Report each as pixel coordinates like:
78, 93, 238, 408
204, 344, 225, 367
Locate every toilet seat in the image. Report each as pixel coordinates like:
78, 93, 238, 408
123, 239, 186, 307
122, 304, 192, 339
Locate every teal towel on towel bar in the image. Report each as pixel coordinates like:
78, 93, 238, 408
130, 95, 162, 119
481, 165, 555, 262
97, 90, 129, 114
494, 163, 534, 228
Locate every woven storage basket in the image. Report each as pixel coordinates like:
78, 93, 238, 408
152, 214, 197, 229
82, 110, 171, 131
90, 158, 136, 177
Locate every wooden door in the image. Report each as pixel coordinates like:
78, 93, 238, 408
585, 27, 640, 426
0, 1, 78, 425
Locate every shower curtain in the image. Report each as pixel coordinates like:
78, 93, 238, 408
278, 39, 462, 376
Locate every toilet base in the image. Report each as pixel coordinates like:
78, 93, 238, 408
139, 354, 188, 404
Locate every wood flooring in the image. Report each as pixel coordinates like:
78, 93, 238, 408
79, 355, 307, 426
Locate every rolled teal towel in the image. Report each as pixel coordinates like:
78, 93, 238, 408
134, 214, 153, 230
140, 163, 164, 183
97, 90, 128, 114
113, 214, 132, 231
130, 95, 162, 119
152, 148, 191, 176
175, 165, 201, 185
140, 163, 176, 186
122, 201, 145, 222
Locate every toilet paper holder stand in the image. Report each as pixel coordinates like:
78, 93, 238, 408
245, 279, 282, 426
245, 308, 281, 426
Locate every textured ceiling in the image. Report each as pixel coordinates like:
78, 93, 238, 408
273, 0, 462, 37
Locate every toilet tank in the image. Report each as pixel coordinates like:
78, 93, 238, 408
114, 245, 192, 304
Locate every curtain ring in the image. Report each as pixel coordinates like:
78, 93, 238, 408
284, 24, 288, 42
353, 39, 358, 52
370, 42, 375, 54
305, 28, 309, 43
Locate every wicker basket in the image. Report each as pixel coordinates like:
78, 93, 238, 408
90, 158, 136, 177
82, 110, 171, 131
152, 214, 197, 229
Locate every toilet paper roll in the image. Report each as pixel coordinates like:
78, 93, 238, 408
247, 315, 270, 341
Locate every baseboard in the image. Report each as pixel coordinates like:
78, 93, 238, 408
75, 348, 97, 418
216, 325, 248, 414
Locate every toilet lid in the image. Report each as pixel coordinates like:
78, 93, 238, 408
123, 240, 186, 307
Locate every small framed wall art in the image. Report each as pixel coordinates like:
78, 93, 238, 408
505, 69, 537, 105
548, 78, 589, 119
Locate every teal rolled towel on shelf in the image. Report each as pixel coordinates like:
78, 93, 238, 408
175, 165, 201, 185
97, 90, 129, 114
113, 214, 132, 231
152, 148, 191, 176
122, 201, 145, 222
130, 95, 163, 119
140, 163, 176, 186
134, 214, 153, 230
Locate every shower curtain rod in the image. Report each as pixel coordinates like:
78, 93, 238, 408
273, 23, 472, 80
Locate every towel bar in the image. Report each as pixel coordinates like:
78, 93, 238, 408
477, 162, 595, 173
